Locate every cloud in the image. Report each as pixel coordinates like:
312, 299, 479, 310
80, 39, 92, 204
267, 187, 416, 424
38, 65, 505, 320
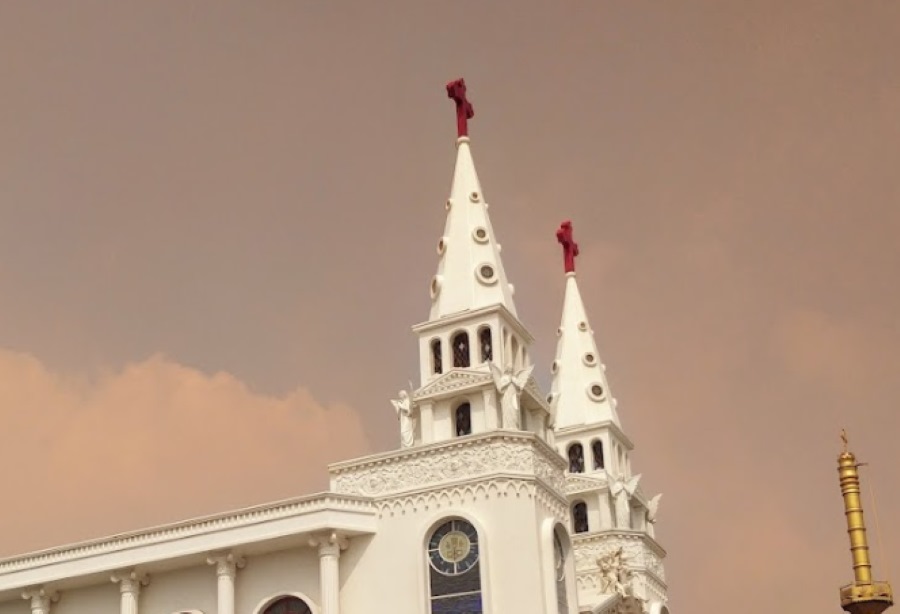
0, 349, 370, 556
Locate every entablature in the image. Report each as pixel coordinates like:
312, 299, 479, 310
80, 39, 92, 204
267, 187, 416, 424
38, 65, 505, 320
0, 493, 376, 599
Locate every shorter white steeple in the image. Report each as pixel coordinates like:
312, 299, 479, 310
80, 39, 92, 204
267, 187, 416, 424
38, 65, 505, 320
549, 223, 619, 430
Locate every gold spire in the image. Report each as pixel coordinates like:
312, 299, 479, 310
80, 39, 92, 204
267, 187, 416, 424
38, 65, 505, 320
838, 430, 893, 614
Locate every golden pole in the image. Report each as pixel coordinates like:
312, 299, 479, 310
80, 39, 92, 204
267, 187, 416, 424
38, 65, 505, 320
838, 430, 893, 614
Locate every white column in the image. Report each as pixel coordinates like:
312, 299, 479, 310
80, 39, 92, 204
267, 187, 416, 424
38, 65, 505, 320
309, 532, 348, 614
111, 570, 149, 614
21, 588, 58, 614
207, 552, 245, 614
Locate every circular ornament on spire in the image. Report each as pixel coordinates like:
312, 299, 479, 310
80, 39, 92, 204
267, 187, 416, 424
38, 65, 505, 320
430, 275, 443, 299
475, 263, 498, 285
586, 383, 606, 401
469, 191, 481, 203
472, 227, 489, 243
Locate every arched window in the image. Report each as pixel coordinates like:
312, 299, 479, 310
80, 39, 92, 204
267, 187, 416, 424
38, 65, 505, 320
510, 336, 520, 369
455, 403, 472, 436
452, 331, 470, 368
572, 501, 588, 533
478, 327, 493, 362
553, 528, 570, 614
262, 597, 311, 614
427, 518, 483, 613
592, 440, 605, 470
431, 339, 443, 375
567, 443, 585, 473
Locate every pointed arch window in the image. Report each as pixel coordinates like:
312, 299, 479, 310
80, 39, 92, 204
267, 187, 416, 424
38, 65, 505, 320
452, 331, 470, 368
572, 501, 588, 534
478, 327, 493, 362
262, 597, 312, 614
567, 443, 585, 474
592, 440, 605, 470
431, 339, 443, 375
455, 403, 472, 437
427, 518, 483, 613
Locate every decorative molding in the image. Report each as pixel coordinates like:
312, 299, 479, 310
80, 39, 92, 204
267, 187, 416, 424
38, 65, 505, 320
21, 588, 59, 611
370, 477, 568, 524
0, 494, 373, 576
572, 531, 666, 583
308, 532, 349, 557
331, 433, 566, 497
414, 370, 492, 400
565, 474, 608, 495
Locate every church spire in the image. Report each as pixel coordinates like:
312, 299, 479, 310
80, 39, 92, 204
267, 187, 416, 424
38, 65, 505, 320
837, 430, 893, 614
549, 221, 619, 429
428, 79, 517, 321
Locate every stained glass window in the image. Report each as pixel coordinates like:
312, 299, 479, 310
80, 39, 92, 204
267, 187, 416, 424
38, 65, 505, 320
568, 444, 585, 473
572, 501, 589, 533
432, 339, 443, 374
592, 440, 605, 470
478, 327, 492, 362
428, 519, 483, 614
262, 597, 311, 614
455, 403, 472, 437
452, 332, 470, 368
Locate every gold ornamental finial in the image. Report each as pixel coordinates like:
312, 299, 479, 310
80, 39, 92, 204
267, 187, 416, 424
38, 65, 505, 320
837, 430, 893, 614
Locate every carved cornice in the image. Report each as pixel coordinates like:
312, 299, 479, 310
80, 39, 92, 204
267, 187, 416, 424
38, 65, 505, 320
330, 432, 566, 498
0, 494, 373, 577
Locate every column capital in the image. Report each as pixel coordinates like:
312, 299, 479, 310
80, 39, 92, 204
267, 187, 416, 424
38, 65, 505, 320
308, 531, 349, 557
21, 588, 59, 610
110, 571, 150, 595
206, 552, 246, 577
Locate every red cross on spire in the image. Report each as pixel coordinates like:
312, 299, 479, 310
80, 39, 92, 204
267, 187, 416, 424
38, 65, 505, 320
556, 220, 579, 274
446, 78, 474, 138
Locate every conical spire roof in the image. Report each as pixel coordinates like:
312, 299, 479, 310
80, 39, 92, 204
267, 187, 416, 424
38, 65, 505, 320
428, 136, 517, 321
549, 223, 619, 429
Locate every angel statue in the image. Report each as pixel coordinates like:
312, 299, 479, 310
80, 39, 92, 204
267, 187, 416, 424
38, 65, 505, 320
645, 493, 662, 537
609, 474, 642, 529
390, 386, 416, 448
489, 362, 534, 429
598, 547, 630, 598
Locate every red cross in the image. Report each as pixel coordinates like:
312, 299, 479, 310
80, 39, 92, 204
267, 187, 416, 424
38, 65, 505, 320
446, 78, 474, 137
556, 220, 579, 273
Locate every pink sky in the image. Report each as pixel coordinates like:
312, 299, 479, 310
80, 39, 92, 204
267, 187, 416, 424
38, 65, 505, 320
1, 3, 899, 613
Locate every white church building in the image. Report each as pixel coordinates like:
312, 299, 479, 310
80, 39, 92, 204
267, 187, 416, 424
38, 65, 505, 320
0, 81, 669, 614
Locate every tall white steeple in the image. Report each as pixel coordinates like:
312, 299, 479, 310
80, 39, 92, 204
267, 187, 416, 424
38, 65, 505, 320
549, 221, 669, 613
400, 78, 551, 450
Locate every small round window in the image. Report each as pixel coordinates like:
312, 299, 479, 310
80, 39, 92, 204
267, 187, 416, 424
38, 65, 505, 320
578, 321, 588, 331
472, 227, 489, 244
587, 383, 605, 401
469, 191, 481, 203
476, 263, 498, 285
551, 360, 560, 374
583, 352, 597, 366
437, 237, 448, 255
430, 275, 443, 299
445, 199, 453, 211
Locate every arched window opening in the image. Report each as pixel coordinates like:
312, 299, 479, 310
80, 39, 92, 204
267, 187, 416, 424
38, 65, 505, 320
572, 501, 589, 534
553, 529, 569, 614
452, 331, 470, 368
262, 597, 312, 614
478, 327, 493, 362
510, 336, 520, 369
592, 440, 605, 470
431, 339, 443, 375
455, 403, 472, 437
567, 443, 585, 473
427, 518, 483, 613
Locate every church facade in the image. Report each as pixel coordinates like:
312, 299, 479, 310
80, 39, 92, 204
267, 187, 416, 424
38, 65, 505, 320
0, 82, 669, 614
